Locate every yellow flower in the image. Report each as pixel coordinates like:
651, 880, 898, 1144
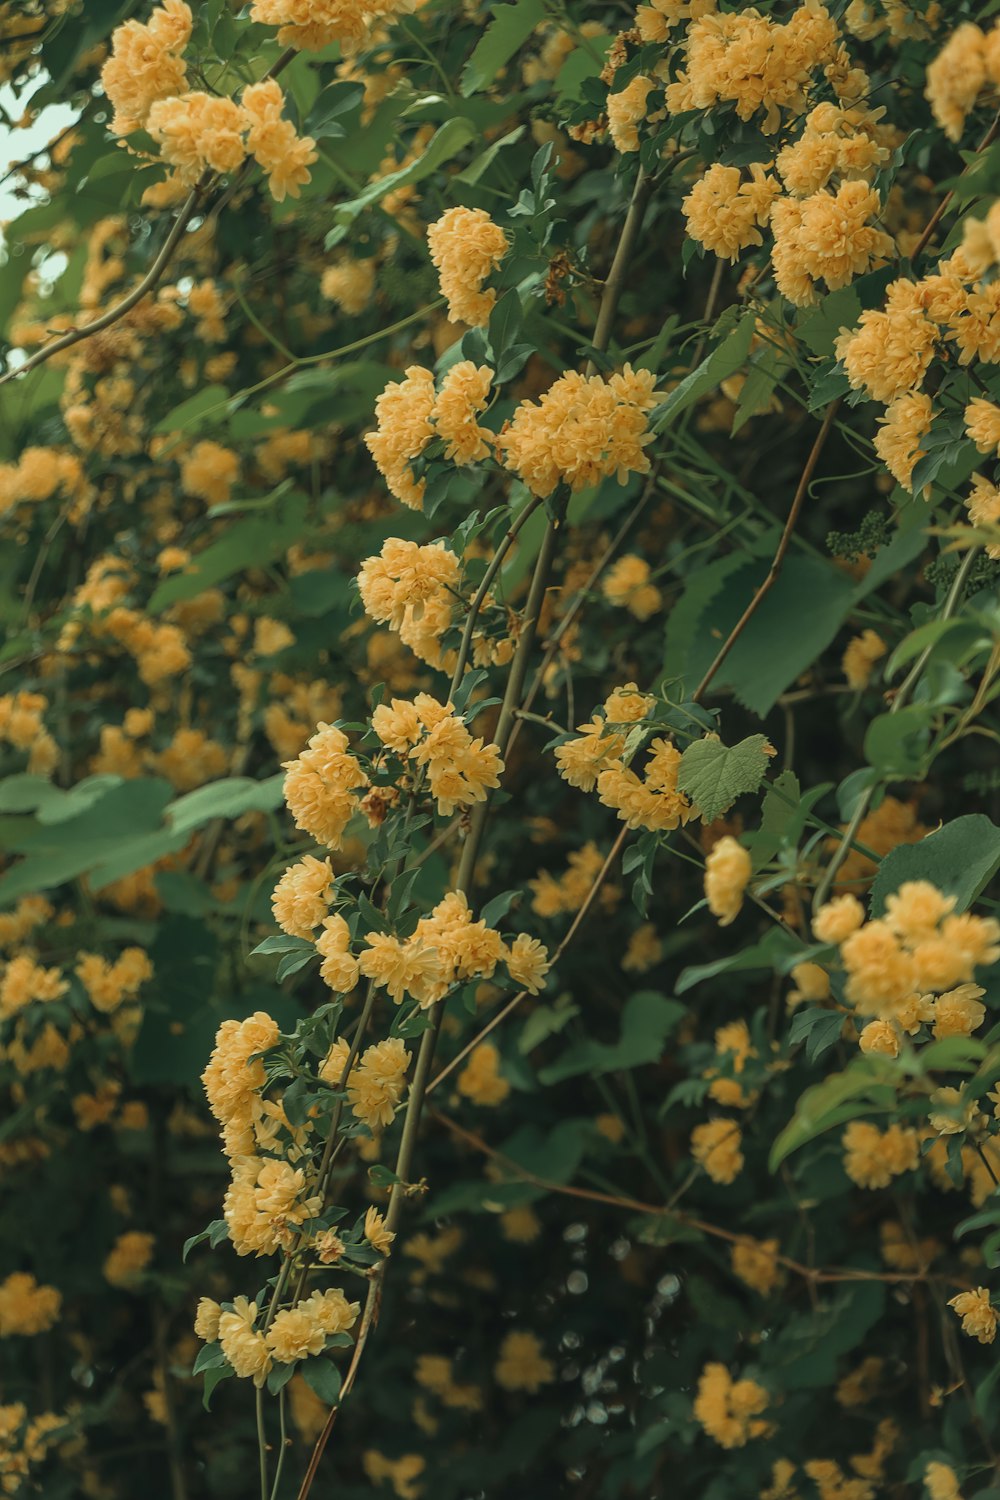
427, 206, 509, 327
194, 1297, 222, 1342
607, 74, 654, 153
103, 1231, 154, 1288
365, 1206, 395, 1255
242, 79, 317, 201
693, 1362, 769, 1449
271, 855, 333, 938
457, 1043, 509, 1106
101, 0, 192, 136
494, 1331, 554, 1392
691, 1119, 743, 1184
842, 629, 887, 689
0, 1274, 61, 1337
704, 836, 751, 927
498, 366, 658, 498
683, 163, 781, 261
948, 1286, 998, 1344
503, 933, 551, 993
219, 1297, 271, 1383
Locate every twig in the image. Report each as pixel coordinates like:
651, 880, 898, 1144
811, 546, 980, 912
448, 495, 543, 698
692, 399, 841, 703
911, 107, 1000, 262
0, 181, 208, 387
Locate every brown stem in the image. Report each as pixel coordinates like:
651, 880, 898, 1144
692, 399, 840, 704
911, 106, 1000, 262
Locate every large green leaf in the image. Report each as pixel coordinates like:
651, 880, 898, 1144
677, 734, 772, 822
537, 991, 684, 1084
460, 0, 545, 97
326, 119, 479, 239
769, 1060, 897, 1171
870, 814, 1000, 916
147, 492, 309, 611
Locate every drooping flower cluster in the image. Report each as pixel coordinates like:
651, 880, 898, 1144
427, 207, 509, 326
554, 685, 696, 834
282, 722, 369, 850
813, 881, 1000, 1045
370, 693, 503, 818
357, 889, 549, 1010
102, 4, 315, 200
357, 537, 461, 668
693, 1362, 770, 1449
498, 366, 659, 498
364, 363, 494, 509
925, 20, 1000, 141
249, 0, 415, 54
703, 836, 752, 927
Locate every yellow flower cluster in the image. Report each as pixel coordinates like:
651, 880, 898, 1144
100, 0, 191, 135
357, 538, 461, 668
529, 840, 621, 918
457, 1042, 509, 1105
770, 182, 892, 308
357, 889, 549, 1010
607, 74, 656, 154
842, 1120, 919, 1189
371, 693, 503, 818
322, 1035, 410, 1130
102, 6, 315, 201
282, 722, 369, 850
704, 836, 751, 927
498, 365, 658, 498
776, 101, 890, 197
0, 445, 88, 519
103, 1230, 155, 1288
813, 882, 999, 1044
665, 5, 850, 135
693, 1362, 769, 1449
249, 0, 412, 54
427, 207, 509, 326
0, 691, 58, 776
0, 1274, 61, 1337
842, 628, 887, 689
202, 1010, 281, 1158
271, 855, 334, 939
926, 21, 1000, 141
365, 363, 494, 509
75, 948, 153, 1013
180, 440, 239, 506
225, 1157, 322, 1258
321, 257, 376, 315
691, 1118, 743, 1184
494, 1330, 554, 1392
682, 164, 781, 262
601, 555, 662, 619
966, 474, 1000, 560
147, 81, 316, 199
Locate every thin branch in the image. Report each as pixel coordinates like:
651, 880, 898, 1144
811, 546, 980, 912
692, 399, 841, 703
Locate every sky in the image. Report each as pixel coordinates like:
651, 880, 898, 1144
0, 78, 77, 231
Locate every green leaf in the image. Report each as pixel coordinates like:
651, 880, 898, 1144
537, 991, 684, 1084
769, 1060, 896, 1171
328, 119, 479, 237
676, 734, 772, 822
251, 934, 314, 957
676, 930, 798, 994
797, 286, 862, 359
789, 1007, 846, 1063
301, 1356, 342, 1406
460, 0, 546, 97
455, 124, 526, 185
148, 493, 309, 612
652, 313, 755, 429
154, 384, 230, 436
203, 1365, 233, 1410
870, 814, 1000, 916
863, 703, 933, 777
192, 1341, 226, 1375
518, 1001, 580, 1055
166, 775, 285, 835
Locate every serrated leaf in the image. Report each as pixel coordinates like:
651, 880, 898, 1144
676, 734, 772, 822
